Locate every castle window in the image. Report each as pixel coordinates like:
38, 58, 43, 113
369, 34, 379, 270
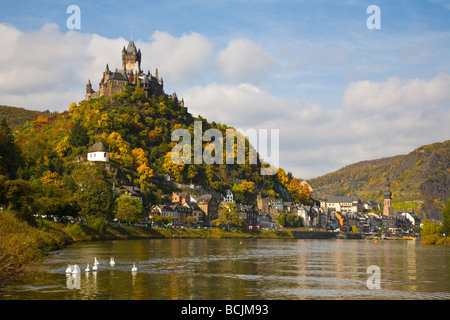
104, 152, 107, 158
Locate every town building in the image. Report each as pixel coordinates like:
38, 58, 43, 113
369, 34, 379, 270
118, 185, 143, 201
197, 194, 219, 224
322, 196, 363, 213
236, 204, 258, 228
221, 189, 234, 203
87, 140, 109, 162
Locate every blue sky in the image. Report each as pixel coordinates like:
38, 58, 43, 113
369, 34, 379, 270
0, 0, 449, 179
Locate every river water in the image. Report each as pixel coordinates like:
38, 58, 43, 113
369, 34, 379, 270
1, 238, 449, 300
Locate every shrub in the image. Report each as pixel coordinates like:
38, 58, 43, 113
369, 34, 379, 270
85, 216, 108, 234
0, 211, 43, 283
63, 222, 86, 241
423, 234, 440, 245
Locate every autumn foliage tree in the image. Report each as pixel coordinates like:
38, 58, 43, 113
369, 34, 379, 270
278, 168, 311, 205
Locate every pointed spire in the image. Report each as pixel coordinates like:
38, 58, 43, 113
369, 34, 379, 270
105, 63, 110, 72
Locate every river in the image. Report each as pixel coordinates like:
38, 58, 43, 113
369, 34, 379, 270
1, 238, 449, 300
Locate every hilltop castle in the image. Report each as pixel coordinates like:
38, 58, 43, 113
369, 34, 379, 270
85, 40, 182, 105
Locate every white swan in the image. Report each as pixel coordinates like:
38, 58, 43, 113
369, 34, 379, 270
92, 263, 98, 271
85, 263, 90, 272
72, 265, 81, 274
110, 257, 115, 266
94, 257, 99, 265
65, 265, 72, 273
131, 263, 137, 272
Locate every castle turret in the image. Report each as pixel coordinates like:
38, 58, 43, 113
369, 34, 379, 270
86, 79, 93, 94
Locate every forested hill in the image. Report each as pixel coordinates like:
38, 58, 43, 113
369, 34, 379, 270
309, 140, 450, 220
0, 105, 43, 129
0, 86, 311, 223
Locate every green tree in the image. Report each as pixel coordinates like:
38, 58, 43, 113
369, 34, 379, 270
421, 219, 442, 245
115, 195, 144, 224
186, 216, 198, 226
151, 214, 173, 226
231, 180, 255, 204
442, 199, 450, 236
0, 118, 22, 177
68, 120, 89, 147
214, 202, 243, 229
3, 179, 35, 223
75, 179, 114, 219
277, 212, 298, 227
285, 213, 299, 227
276, 212, 287, 227
421, 219, 441, 237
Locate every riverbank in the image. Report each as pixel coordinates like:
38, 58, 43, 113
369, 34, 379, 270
0, 214, 293, 284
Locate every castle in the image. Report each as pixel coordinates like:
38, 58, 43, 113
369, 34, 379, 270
85, 40, 182, 105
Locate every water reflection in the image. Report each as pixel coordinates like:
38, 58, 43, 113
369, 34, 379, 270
66, 273, 80, 290
1, 239, 449, 300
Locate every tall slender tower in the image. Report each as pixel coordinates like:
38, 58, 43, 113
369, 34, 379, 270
122, 40, 141, 71
383, 177, 393, 216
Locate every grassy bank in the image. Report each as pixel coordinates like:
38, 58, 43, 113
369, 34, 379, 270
61, 221, 294, 241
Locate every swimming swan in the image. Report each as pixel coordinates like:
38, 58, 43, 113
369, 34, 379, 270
131, 264, 137, 272
85, 263, 90, 272
65, 265, 72, 273
110, 257, 115, 266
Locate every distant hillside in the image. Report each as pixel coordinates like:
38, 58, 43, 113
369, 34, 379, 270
309, 140, 450, 220
0, 105, 43, 129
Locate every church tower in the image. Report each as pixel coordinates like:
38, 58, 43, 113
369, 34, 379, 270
383, 177, 393, 216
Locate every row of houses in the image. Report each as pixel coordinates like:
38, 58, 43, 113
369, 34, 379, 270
327, 211, 421, 234
150, 192, 218, 226
125, 184, 421, 233
149, 191, 277, 229
255, 193, 421, 233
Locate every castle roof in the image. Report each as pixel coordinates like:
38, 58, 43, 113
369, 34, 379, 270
126, 40, 137, 54
326, 196, 360, 203
141, 74, 150, 84
88, 141, 108, 153
110, 71, 128, 81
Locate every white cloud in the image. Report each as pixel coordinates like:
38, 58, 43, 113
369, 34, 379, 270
216, 38, 278, 82
138, 31, 214, 84
342, 73, 450, 115
0, 24, 215, 110
183, 73, 450, 179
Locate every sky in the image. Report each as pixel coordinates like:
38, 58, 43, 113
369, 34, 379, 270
0, 0, 449, 179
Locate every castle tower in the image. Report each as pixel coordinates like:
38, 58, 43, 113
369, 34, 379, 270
383, 177, 393, 216
86, 79, 93, 95
122, 40, 141, 71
